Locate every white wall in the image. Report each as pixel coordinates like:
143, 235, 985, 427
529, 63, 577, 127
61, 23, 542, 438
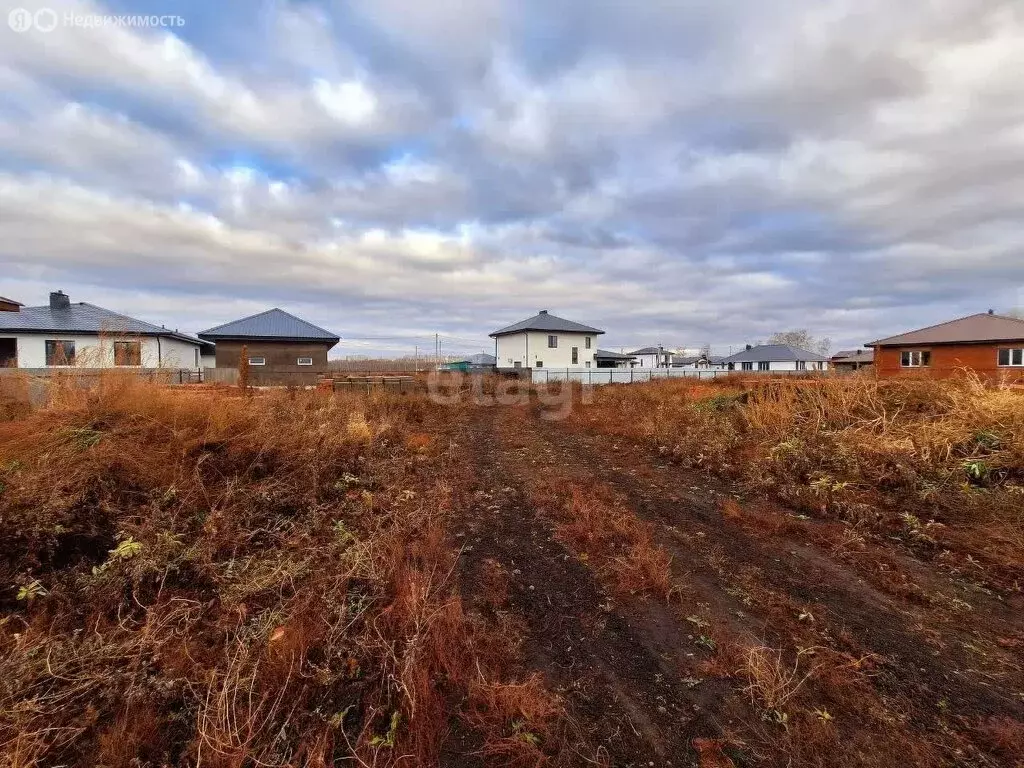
0, 333, 203, 368
632, 352, 676, 368
730, 360, 828, 371
496, 331, 599, 368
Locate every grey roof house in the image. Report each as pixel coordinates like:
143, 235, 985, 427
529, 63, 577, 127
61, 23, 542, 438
595, 349, 636, 368
830, 348, 874, 371
489, 310, 604, 369
199, 308, 340, 370
0, 290, 211, 369
720, 344, 829, 372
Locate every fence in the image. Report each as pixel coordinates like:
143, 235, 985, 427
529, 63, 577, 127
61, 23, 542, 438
0, 367, 203, 384
530, 367, 829, 385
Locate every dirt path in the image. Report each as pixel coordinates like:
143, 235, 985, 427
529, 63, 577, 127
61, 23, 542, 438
448, 401, 1024, 767
452, 405, 738, 766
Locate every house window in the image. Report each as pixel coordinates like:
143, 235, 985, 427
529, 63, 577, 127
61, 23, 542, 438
297, 357, 313, 366
796, 360, 806, 371
113, 341, 141, 366
248, 357, 266, 366
571, 347, 579, 364
900, 350, 931, 367
45, 340, 75, 366
757, 361, 770, 371
585, 337, 591, 349
548, 335, 558, 348
997, 348, 1024, 366
585, 361, 591, 368
741, 362, 753, 371
535, 361, 543, 368
513, 361, 522, 369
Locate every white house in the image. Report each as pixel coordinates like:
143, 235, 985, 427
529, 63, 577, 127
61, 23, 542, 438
490, 310, 604, 369
0, 290, 212, 369
627, 346, 680, 368
720, 344, 829, 372
672, 354, 728, 370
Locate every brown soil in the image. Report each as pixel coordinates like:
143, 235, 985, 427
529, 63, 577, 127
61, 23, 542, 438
449, 401, 1024, 767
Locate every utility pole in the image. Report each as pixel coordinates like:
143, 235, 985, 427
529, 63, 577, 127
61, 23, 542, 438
414, 345, 418, 373
435, 333, 439, 367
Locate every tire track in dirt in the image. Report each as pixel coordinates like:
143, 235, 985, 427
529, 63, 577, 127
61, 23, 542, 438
532, 409, 1024, 730
451, 405, 741, 767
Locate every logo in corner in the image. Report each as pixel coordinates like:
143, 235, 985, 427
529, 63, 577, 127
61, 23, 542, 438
8, 7, 34, 32
33, 7, 58, 32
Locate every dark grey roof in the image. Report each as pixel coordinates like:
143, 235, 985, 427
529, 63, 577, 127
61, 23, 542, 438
628, 346, 668, 356
463, 353, 497, 366
199, 308, 340, 343
0, 301, 203, 346
489, 310, 604, 338
595, 349, 635, 360
721, 344, 829, 364
831, 349, 874, 363
867, 313, 1024, 346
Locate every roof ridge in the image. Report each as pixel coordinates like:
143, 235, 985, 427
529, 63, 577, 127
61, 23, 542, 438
869, 312, 1024, 345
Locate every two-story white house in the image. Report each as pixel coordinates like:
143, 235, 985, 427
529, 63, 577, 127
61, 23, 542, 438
720, 344, 828, 372
490, 310, 604, 369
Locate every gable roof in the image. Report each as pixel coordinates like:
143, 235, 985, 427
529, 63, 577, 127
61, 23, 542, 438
627, 346, 673, 356
831, 349, 874, 363
199, 308, 340, 343
673, 355, 726, 365
0, 301, 204, 346
0, 296, 23, 307
868, 313, 1024, 347
721, 344, 828, 364
489, 310, 604, 338
595, 349, 635, 360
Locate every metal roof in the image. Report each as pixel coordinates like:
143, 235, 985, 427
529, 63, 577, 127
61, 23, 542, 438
199, 308, 340, 343
456, 353, 496, 366
0, 301, 204, 346
673, 355, 726, 365
830, 349, 874, 363
867, 313, 1024, 347
489, 310, 604, 338
595, 349, 635, 360
720, 344, 829, 364
628, 346, 673, 356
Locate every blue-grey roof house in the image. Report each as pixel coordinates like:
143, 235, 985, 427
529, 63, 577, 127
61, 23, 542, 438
198, 308, 340, 370
0, 290, 212, 369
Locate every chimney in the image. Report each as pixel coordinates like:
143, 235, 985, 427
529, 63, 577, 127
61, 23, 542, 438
745, 344, 752, 351
49, 290, 70, 310
988, 309, 994, 315
539, 309, 548, 315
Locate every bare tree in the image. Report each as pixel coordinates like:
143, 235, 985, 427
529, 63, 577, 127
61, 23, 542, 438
767, 329, 831, 356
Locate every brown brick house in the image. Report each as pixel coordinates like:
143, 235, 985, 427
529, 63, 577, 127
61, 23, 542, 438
868, 311, 1024, 381
198, 308, 340, 373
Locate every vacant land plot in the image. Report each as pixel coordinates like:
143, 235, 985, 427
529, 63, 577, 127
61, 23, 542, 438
1, 373, 1021, 767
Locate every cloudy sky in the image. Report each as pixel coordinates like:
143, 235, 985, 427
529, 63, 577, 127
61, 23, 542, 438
1, 0, 1023, 357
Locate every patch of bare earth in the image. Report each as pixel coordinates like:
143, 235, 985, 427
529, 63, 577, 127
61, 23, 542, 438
447, 399, 1024, 767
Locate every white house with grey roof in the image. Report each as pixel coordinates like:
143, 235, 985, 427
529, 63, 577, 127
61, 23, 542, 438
489, 310, 604, 369
720, 344, 829, 372
0, 290, 212, 369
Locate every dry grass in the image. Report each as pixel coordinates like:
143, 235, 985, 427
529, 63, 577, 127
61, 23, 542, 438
0, 372, 563, 767
544, 485, 675, 599
581, 375, 1024, 589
